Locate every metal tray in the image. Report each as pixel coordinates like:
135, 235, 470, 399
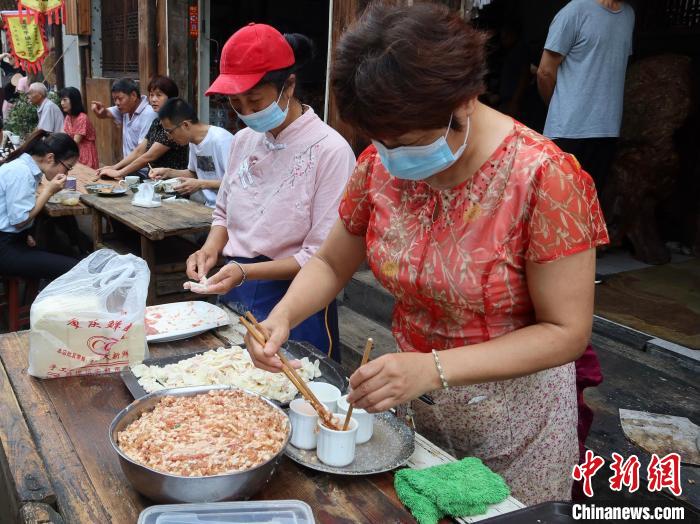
481, 502, 573, 523
120, 340, 348, 407
285, 412, 415, 476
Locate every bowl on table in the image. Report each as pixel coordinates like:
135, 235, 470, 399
109, 384, 291, 503
85, 183, 113, 195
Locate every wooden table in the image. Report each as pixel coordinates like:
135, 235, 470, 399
81, 194, 215, 304
0, 330, 525, 524
41, 163, 110, 218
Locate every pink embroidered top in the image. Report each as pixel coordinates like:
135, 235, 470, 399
339, 122, 609, 353
212, 107, 355, 266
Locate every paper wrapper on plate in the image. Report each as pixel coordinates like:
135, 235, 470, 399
28, 249, 150, 378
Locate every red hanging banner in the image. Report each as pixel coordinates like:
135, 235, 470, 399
189, 5, 199, 39
2, 12, 49, 74
17, 0, 65, 25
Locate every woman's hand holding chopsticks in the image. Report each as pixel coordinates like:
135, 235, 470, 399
241, 312, 339, 430
242, 312, 301, 373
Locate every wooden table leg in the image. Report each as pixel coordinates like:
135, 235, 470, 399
19, 502, 65, 524
91, 209, 102, 251
140, 236, 156, 305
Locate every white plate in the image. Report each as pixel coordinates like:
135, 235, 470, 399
132, 199, 162, 208
145, 301, 230, 343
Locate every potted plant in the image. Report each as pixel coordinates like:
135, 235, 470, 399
5, 94, 38, 140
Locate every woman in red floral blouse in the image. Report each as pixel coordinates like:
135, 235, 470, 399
60, 87, 98, 169
245, 4, 608, 504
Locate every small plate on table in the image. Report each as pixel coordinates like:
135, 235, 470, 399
96, 187, 128, 197
85, 183, 113, 194
145, 301, 230, 343
285, 412, 415, 475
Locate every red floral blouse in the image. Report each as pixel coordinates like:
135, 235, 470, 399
339, 122, 609, 353
63, 113, 99, 169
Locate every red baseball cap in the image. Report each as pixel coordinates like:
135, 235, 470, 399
205, 23, 295, 96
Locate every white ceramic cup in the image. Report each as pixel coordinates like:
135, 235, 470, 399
307, 382, 341, 414
316, 414, 358, 467
125, 175, 140, 186
289, 399, 318, 450
337, 394, 374, 444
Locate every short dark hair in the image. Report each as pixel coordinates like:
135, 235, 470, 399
58, 87, 85, 116
255, 33, 315, 93
158, 97, 199, 125
331, 3, 488, 138
111, 77, 139, 97
147, 75, 179, 98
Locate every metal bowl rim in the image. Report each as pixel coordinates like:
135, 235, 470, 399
109, 384, 291, 480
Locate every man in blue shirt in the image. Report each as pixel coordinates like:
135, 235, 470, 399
537, 0, 635, 196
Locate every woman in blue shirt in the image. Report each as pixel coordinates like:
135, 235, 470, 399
0, 129, 80, 280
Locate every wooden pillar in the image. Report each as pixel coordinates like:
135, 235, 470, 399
327, 0, 367, 154
138, 0, 157, 89
164, 0, 191, 101
156, 0, 168, 75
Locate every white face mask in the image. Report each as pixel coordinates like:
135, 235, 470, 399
372, 114, 471, 181
232, 88, 290, 133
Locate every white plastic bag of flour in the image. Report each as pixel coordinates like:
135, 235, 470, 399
29, 249, 150, 378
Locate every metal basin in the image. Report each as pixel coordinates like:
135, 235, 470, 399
109, 385, 291, 503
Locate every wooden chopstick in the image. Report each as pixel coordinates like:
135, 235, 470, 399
239, 316, 305, 396
239, 313, 340, 430
243, 313, 331, 420
342, 338, 374, 430
242, 315, 339, 430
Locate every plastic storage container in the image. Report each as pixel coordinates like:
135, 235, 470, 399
138, 500, 315, 524
57, 190, 81, 206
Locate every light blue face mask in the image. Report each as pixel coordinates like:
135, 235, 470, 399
372, 114, 471, 181
233, 88, 290, 133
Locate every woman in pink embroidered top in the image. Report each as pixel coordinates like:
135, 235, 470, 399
244, 4, 609, 504
60, 87, 98, 169
185, 23, 355, 360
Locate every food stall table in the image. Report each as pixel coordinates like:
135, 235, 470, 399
80, 194, 215, 304
0, 330, 523, 524
41, 163, 108, 218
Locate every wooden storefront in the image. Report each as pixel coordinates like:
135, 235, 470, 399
62, 0, 469, 161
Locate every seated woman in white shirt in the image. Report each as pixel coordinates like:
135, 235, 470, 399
185, 24, 355, 360
0, 130, 79, 280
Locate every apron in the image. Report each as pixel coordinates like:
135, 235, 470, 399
221, 255, 340, 362
398, 360, 578, 505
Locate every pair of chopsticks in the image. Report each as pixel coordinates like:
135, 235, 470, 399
342, 338, 373, 430
239, 312, 340, 430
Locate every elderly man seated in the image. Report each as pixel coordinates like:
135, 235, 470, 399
27, 83, 64, 134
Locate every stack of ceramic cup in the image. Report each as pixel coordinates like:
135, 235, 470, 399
289, 382, 375, 467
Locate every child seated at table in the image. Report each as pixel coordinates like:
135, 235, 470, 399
149, 98, 234, 208
0, 130, 79, 280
